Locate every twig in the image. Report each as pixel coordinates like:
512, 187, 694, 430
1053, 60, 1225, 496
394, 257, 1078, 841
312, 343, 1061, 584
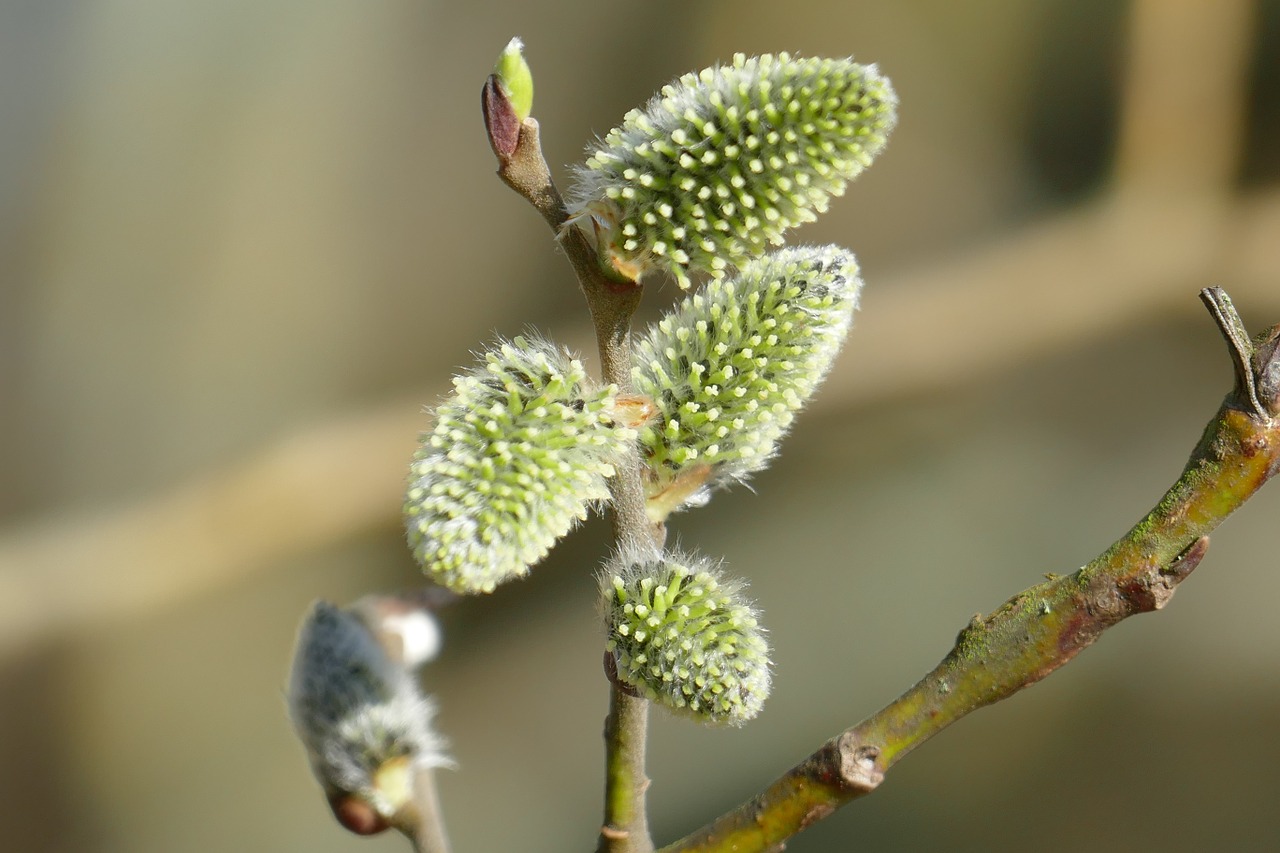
598, 681, 653, 853
407, 767, 451, 853
486, 86, 661, 853
659, 291, 1280, 852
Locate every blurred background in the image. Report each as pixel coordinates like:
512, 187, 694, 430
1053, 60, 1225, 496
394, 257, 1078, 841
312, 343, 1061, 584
2, 0, 1279, 850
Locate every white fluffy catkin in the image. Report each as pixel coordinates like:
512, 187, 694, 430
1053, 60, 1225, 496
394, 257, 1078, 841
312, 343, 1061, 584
287, 601, 451, 818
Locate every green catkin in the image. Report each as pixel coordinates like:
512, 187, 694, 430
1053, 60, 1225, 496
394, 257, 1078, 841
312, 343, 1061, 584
568, 53, 896, 288
634, 245, 863, 518
404, 337, 634, 593
602, 551, 771, 726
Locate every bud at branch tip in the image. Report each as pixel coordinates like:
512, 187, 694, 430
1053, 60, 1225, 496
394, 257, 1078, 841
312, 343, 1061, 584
483, 37, 534, 159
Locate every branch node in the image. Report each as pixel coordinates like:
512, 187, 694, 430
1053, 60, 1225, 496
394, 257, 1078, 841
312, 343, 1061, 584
601, 825, 630, 841
603, 650, 644, 699
1117, 536, 1210, 615
836, 734, 885, 792
953, 613, 985, 647
797, 803, 837, 832
1157, 535, 1209, 589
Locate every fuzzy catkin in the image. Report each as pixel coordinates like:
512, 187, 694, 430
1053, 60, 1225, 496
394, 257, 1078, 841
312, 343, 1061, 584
404, 337, 634, 593
287, 601, 450, 816
633, 245, 862, 518
602, 551, 771, 726
569, 53, 896, 288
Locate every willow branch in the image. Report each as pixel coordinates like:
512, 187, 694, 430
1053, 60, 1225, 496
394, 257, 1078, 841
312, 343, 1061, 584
486, 80, 660, 853
661, 289, 1280, 852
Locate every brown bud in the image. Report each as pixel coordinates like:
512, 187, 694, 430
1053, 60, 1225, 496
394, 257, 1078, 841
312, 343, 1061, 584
483, 74, 521, 160
329, 794, 390, 836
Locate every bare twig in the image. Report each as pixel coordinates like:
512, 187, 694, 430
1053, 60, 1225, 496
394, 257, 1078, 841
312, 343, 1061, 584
406, 767, 451, 853
485, 83, 660, 853
659, 292, 1280, 852
598, 683, 653, 853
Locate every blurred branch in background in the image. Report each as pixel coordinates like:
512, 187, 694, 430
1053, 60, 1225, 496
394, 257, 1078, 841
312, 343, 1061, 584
0, 402, 422, 660
0, 0, 1276, 663
1114, 0, 1254, 200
